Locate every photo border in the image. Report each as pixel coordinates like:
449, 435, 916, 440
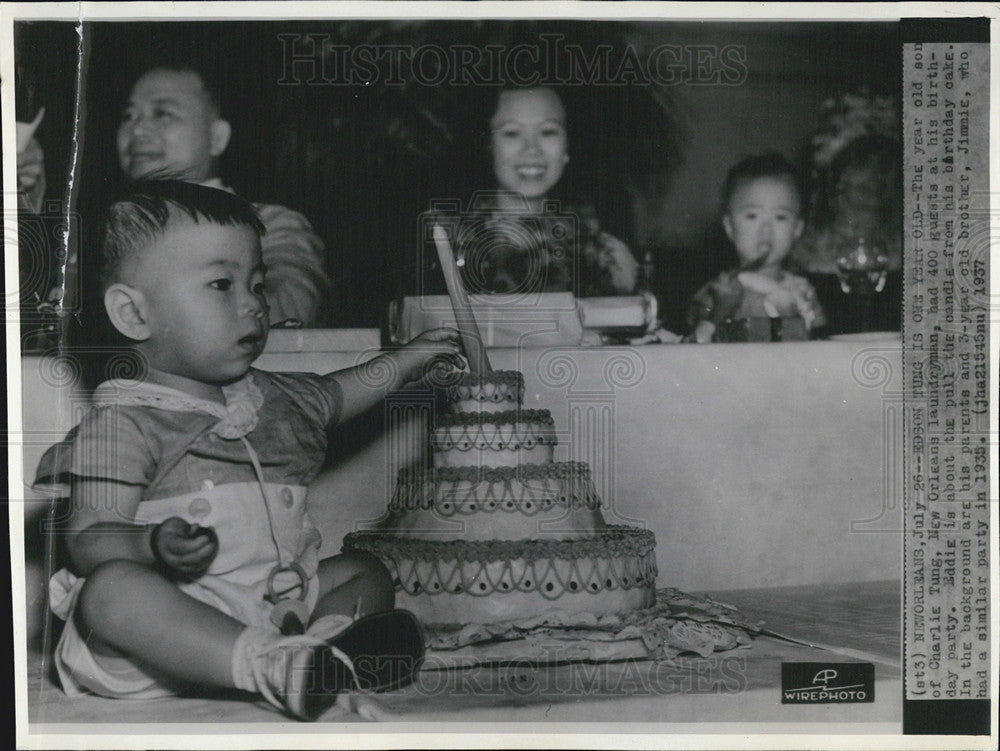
3, 2, 997, 750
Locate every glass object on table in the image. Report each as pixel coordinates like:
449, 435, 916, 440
835, 237, 888, 295
833, 237, 889, 334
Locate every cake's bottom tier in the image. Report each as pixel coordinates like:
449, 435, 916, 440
343, 526, 657, 625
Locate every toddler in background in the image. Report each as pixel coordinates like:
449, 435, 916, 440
687, 153, 825, 342
35, 181, 463, 721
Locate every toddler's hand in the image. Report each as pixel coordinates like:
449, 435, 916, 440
710, 272, 744, 325
692, 320, 717, 344
596, 234, 639, 292
151, 517, 218, 580
395, 328, 465, 385
736, 272, 797, 315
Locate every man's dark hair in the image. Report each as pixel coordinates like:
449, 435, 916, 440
100, 179, 265, 290
125, 52, 226, 115
721, 152, 804, 212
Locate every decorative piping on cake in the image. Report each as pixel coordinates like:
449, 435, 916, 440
390, 462, 600, 513
445, 371, 525, 405
450, 370, 524, 388
344, 527, 657, 599
431, 413, 556, 452
407, 462, 589, 483
435, 409, 551, 427
345, 526, 654, 563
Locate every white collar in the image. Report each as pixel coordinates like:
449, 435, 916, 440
92, 373, 264, 439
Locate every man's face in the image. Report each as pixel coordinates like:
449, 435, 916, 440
117, 69, 230, 182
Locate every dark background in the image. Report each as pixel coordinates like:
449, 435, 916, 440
14, 20, 900, 339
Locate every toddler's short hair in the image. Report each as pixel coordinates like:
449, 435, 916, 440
100, 179, 265, 290
721, 152, 804, 213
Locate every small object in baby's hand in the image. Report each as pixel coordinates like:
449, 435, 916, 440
193, 524, 218, 544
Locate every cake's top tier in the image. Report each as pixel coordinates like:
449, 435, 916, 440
446, 370, 524, 414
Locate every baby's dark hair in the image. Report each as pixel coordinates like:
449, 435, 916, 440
100, 179, 265, 290
721, 152, 804, 213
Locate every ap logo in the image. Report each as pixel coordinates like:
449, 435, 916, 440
812, 669, 838, 688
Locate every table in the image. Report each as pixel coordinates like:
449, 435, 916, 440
26, 580, 900, 731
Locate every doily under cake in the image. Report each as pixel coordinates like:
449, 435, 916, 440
419, 587, 764, 666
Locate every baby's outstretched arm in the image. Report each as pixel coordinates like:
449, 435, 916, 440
65, 479, 217, 579
328, 328, 464, 424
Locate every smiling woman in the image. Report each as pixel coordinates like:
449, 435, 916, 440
436, 84, 641, 298
489, 88, 569, 211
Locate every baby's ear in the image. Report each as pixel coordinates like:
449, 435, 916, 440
793, 217, 805, 240
722, 213, 734, 242
209, 118, 232, 158
104, 283, 151, 341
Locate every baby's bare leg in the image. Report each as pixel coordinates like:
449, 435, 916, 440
311, 551, 394, 623
76, 559, 243, 688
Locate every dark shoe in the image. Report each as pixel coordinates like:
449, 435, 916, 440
319, 609, 426, 693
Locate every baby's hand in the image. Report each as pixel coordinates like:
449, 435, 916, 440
151, 517, 218, 580
395, 328, 465, 385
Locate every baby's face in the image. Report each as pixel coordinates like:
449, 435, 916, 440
490, 88, 568, 201
723, 176, 804, 269
130, 221, 268, 387
117, 69, 226, 182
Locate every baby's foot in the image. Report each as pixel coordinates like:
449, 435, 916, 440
239, 632, 342, 721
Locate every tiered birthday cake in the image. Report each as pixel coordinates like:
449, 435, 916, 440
344, 371, 657, 625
